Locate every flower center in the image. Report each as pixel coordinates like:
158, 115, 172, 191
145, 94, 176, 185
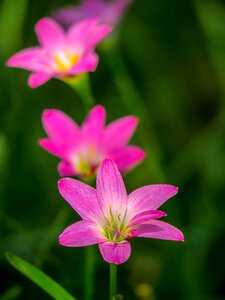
53, 50, 80, 72
73, 143, 102, 177
104, 205, 132, 242
76, 159, 94, 177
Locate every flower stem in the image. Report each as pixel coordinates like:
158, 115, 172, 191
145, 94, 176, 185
109, 264, 117, 300
84, 244, 96, 300
62, 73, 95, 112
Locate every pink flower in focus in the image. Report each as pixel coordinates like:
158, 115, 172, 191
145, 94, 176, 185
58, 159, 184, 264
6, 18, 112, 88
54, 0, 132, 29
39, 105, 146, 178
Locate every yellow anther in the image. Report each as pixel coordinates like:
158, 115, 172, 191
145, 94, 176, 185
104, 216, 110, 226
109, 205, 114, 223
118, 214, 121, 222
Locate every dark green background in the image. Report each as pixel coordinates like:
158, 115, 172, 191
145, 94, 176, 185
0, 0, 225, 299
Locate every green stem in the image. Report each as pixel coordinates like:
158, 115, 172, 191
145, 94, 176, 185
62, 73, 95, 112
109, 264, 117, 300
84, 246, 96, 300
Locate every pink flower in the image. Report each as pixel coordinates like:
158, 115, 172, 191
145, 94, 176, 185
58, 159, 184, 264
39, 105, 146, 178
54, 0, 132, 29
6, 18, 112, 88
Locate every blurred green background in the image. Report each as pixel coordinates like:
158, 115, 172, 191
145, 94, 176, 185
0, 0, 225, 299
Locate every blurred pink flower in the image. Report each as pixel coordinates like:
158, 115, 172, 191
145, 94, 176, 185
54, 0, 132, 29
6, 18, 111, 88
39, 105, 146, 178
58, 159, 184, 264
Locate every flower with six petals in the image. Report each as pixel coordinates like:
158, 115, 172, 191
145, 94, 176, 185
39, 105, 146, 178
6, 18, 112, 88
58, 159, 184, 264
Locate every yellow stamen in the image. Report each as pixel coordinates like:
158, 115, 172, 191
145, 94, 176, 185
109, 205, 114, 223
118, 214, 121, 222
76, 159, 93, 177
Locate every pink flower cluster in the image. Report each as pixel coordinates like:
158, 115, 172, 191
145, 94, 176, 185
6, 0, 184, 265
7, 18, 111, 88
39, 105, 145, 178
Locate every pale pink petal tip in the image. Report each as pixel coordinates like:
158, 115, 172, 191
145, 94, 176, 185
137, 220, 184, 242
35, 17, 64, 46
82, 104, 106, 131
35, 17, 57, 31
99, 241, 131, 264
42, 109, 59, 122
92, 104, 105, 115
111, 146, 146, 172
6, 48, 43, 70
100, 25, 113, 37
38, 138, 66, 159
58, 161, 75, 176
6, 56, 16, 67
28, 73, 52, 88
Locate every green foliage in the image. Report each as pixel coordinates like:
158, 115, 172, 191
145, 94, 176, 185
5, 253, 76, 300
0, 0, 225, 299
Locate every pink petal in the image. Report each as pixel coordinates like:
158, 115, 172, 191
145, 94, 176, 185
59, 220, 106, 247
35, 17, 65, 52
28, 72, 53, 88
67, 19, 99, 52
70, 53, 99, 75
53, 0, 132, 28
97, 159, 127, 219
136, 220, 184, 241
103, 116, 138, 152
85, 23, 112, 52
6, 47, 47, 72
39, 138, 70, 160
53, 6, 85, 28
58, 177, 103, 222
99, 241, 131, 264
129, 210, 167, 227
115, 0, 133, 12
127, 185, 178, 220
110, 146, 146, 172
67, 19, 112, 54
41, 109, 80, 151
81, 105, 106, 142
58, 161, 76, 176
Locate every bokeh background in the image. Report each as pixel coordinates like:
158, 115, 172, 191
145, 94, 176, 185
0, 0, 225, 299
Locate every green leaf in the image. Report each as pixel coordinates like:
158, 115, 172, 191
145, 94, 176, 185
5, 252, 76, 300
0, 0, 28, 55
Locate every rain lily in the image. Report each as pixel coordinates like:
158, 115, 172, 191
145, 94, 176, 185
54, 0, 132, 29
58, 159, 184, 264
39, 105, 145, 178
6, 18, 112, 88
